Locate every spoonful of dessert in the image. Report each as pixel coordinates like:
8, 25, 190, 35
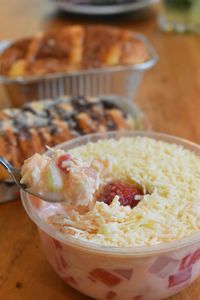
0, 150, 99, 209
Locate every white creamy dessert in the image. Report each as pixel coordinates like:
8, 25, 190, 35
21, 137, 200, 247
21, 149, 99, 209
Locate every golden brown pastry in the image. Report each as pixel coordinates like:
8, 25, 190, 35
0, 26, 149, 78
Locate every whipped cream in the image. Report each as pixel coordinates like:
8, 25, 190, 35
21, 149, 100, 208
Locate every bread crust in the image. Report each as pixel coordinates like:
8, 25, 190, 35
0, 26, 149, 77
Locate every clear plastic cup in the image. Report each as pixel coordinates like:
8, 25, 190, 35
21, 131, 200, 300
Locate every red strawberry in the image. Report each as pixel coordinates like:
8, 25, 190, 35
57, 154, 71, 173
97, 181, 143, 208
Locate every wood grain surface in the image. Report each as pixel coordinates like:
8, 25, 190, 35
0, 1, 200, 299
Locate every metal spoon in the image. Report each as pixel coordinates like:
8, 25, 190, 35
0, 156, 61, 203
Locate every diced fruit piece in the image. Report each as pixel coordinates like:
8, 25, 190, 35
89, 268, 122, 287
97, 181, 143, 208
190, 248, 200, 265
57, 154, 71, 173
149, 256, 179, 278
46, 163, 63, 191
179, 248, 200, 271
106, 291, 117, 299
113, 268, 133, 280
168, 266, 192, 288
179, 254, 191, 270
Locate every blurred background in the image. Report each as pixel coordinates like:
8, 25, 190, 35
0, 0, 199, 137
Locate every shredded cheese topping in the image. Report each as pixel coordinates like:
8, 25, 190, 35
48, 137, 200, 246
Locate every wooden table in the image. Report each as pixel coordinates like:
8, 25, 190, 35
0, 1, 200, 299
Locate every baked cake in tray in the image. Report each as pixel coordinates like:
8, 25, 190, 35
0, 25, 149, 78
0, 96, 147, 184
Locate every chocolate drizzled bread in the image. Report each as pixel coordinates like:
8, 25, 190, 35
0, 96, 139, 180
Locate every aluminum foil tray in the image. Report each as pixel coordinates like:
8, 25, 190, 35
0, 33, 158, 107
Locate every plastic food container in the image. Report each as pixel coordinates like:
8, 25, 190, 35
0, 33, 158, 107
0, 98, 150, 204
21, 131, 200, 300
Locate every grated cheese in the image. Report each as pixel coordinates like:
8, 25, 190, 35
49, 137, 200, 246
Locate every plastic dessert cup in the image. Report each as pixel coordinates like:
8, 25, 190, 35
21, 131, 200, 300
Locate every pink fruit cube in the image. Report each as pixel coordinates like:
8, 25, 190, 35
179, 254, 191, 270
168, 266, 192, 288
113, 268, 133, 280
179, 248, 200, 271
89, 268, 122, 287
190, 248, 200, 265
149, 256, 179, 278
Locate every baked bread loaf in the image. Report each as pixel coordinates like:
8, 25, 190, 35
0, 25, 149, 77
0, 96, 141, 180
